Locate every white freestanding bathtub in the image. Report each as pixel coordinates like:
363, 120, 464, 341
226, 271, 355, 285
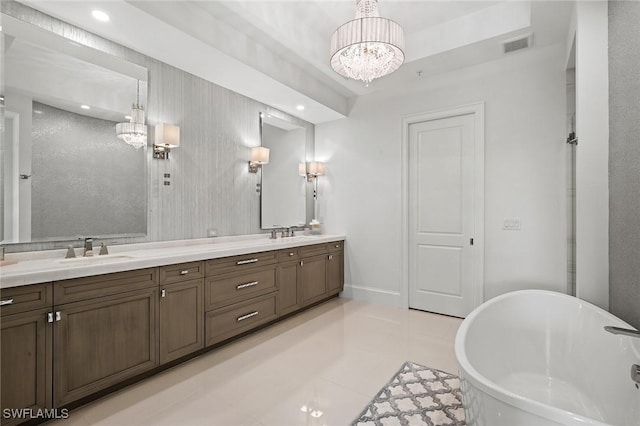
455, 290, 640, 425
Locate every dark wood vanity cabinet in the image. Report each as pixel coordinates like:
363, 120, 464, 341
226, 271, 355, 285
1, 283, 53, 426
53, 269, 159, 407
276, 248, 302, 316
204, 252, 278, 346
159, 262, 205, 364
327, 242, 345, 296
1, 239, 344, 421
277, 242, 345, 314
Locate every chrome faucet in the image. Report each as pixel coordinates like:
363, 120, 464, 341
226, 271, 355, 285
604, 326, 640, 338
605, 326, 640, 386
83, 238, 94, 257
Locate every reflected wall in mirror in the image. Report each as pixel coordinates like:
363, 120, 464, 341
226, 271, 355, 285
260, 114, 306, 229
1, 14, 148, 243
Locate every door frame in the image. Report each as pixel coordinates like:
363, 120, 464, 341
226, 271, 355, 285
400, 102, 485, 312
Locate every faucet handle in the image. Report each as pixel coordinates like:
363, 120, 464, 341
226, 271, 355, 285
65, 246, 76, 259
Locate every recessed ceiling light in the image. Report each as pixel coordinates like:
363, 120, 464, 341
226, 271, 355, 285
91, 10, 110, 22
296, 105, 305, 111
80, 105, 91, 110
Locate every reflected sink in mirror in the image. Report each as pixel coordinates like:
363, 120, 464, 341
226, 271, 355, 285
57, 254, 134, 265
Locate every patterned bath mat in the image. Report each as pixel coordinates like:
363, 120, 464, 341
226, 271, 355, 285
351, 361, 466, 426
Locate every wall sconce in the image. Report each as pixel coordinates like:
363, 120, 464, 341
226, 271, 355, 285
299, 161, 325, 181
249, 146, 270, 173
299, 161, 326, 200
153, 123, 180, 160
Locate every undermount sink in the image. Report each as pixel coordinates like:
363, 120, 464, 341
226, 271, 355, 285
58, 254, 134, 265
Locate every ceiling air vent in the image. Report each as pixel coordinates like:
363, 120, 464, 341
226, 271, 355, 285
502, 34, 532, 54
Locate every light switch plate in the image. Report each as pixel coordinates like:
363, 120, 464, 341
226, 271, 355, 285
503, 217, 521, 230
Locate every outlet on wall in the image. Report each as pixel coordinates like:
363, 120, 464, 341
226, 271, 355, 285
503, 217, 521, 230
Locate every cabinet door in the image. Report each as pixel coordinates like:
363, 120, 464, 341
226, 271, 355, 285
277, 259, 300, 316
1, 309, 51, 425
301, 254, 327, 306
327, 251, 344, 295
53, 288, 158, 407
160, 279, 204, 364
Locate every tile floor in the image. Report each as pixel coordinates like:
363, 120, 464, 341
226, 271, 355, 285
55, 297, 462, 426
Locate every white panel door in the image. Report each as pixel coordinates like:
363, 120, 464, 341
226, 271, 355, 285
409, 113, 476, 317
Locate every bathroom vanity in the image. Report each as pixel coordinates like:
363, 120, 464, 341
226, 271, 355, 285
0, 235, 344, 424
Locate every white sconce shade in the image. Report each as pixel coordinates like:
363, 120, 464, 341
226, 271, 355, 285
251, 146, 270, 164
299, 161, 326, 181
249, 146, 270, 173
307, 161, 325, 177
152, 123, 180, 160
155, 123, 180, 148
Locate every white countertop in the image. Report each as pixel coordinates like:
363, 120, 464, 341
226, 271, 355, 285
0, 234, 345, 289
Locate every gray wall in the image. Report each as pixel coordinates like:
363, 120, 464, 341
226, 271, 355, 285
2, 1, 314, 251
609, 0, 640, 329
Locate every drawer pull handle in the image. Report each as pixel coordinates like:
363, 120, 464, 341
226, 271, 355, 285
180, 270, 189, 275
0, 299, 14, 306
237, 281, 259, 290
55, 311, 61, 322
47, 312, 54, 323
237, 311, 259, 322
329, 255, 333, 260
236, 258, 259, 265
161, 289, 166, 298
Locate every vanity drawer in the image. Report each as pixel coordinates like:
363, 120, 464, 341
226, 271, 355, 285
205, 267, 276, 310
328, 240, 345, 252
0, 283, 53, 316
159, 261, 204, 285
206, 251, 277, 275
300, 243, 328, 257
277, 248, 300, 261
54, 268, 158, 305
205, 293, 277, 346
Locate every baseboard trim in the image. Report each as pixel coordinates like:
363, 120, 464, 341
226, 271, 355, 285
341, 284, 402, 307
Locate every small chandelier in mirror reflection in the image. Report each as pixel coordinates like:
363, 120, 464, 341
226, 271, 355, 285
116, 80, 147, 149
330, 0, 405, 86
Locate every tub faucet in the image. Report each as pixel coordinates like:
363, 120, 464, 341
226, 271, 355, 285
604, 326, 640, 338
83, 238, 94, 257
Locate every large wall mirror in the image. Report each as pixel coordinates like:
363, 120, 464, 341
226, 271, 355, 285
1, 14, 148, 244
260, 114, 307, 229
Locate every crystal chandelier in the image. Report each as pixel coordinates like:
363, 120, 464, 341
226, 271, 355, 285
330, 0, 405, 86
116, 80, 147, 149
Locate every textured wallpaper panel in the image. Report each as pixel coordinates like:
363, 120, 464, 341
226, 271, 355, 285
608, 1, 640, 329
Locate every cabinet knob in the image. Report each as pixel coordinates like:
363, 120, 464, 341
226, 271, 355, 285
55, 311, 61, 322
180, 270, 189, 275
47, 312, 54, 323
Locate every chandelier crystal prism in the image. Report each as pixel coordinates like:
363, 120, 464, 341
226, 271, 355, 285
116, 80, 147, 150
330, 0, 405, 85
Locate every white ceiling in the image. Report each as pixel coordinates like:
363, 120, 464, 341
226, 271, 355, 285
20, 0, 573, 124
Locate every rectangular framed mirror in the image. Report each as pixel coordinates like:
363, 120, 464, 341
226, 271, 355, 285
1, 14, 149, 244
260, 114, 307, 229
